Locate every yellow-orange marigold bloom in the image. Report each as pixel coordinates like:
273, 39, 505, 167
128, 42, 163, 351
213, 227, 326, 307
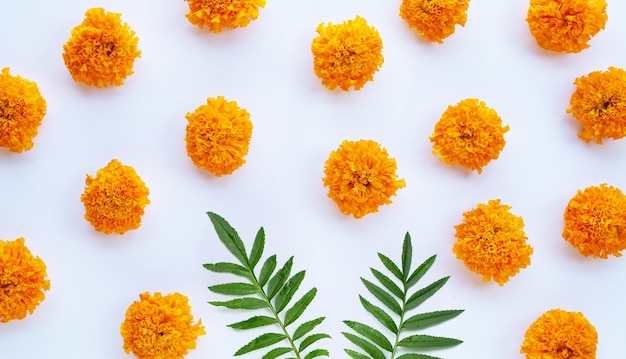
184, 0, 266, 33
121, 292, 205, 359
453, 199, 533, 285
562, 184, 626, 258
185, 96, 253, 177
311, 16, 384, 91
566, 67, 626, 144
0, 68, 47, 153
323, 139, 406, 219
520, 309, 598, 358
399, 0, 470, 43
0, 237, 50, 323
430, 98, 509, 174
62, 8, 141, 87
81, 159, 150, 234
526, 0, 607, 53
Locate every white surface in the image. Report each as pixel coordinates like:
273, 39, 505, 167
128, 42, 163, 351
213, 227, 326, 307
2, 0, 626, 358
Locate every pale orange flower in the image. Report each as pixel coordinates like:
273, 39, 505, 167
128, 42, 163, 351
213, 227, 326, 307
399, 0, 470, 43
184, 0, 266, 33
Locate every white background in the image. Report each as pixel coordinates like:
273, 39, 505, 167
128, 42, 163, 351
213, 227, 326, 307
2, 0, 626, 358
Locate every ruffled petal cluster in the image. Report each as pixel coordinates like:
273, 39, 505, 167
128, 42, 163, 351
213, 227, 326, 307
184, 0, 266, 33
399, 0, 470, 43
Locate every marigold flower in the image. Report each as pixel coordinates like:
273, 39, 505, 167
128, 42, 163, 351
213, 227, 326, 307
81, 159, 150, 234
185, 96, 253, 177
566, 67, 626, 144
0, 237, 50, 323
526, 0, 607, 53
430, 98, 509, 173
562, 184, 626, 258
399, 0, 470, 43
520, 308, 598, 358
311, 16, 384, 91
0, 68, 47, 153
453, 199, 533, 285
121, 292, 205, 359
323, 139, 406, 219
184, 0, 266, 33
62, 8, 141, 87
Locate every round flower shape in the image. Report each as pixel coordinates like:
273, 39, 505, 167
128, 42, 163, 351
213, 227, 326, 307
184, 0, 266, 33
567, 66, 626, 144
526, 0, 607, 53
430, 98, 509, 173
185, 96, 253, 177
399, 0, 470, 43
81, 159, 150, 234
311, 15, 384, 91
453, 199, 533, 285
520, 309, 598, 358
121, 292, 205, 359
0, 237, 50, 322
323, 139, 406, 219
62, 7, 141, 87
563, 183, 626, 258
0, 68, 47, 153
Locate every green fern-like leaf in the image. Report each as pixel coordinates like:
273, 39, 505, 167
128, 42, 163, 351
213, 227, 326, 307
205, 212, 330, 359
343, 232, 463, 359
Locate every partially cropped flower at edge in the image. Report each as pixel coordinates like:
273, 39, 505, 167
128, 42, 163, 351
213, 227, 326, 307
399, 0, 470, 43
0, 237, 50, 323
184, 0, 266, 33
323, 139, 406, 219
311, 15, 384, 91
80, 159, 150, 234
526, 0, 607, 53
453, 199, 533, 285
121, 292, 205, 359
0, 68, 47, 153
62, 7, 141, 87
520, 309, 598, 358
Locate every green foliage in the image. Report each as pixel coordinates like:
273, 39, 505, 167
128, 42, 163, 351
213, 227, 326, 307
204, 212, 330, 359
343, 233, 463, 359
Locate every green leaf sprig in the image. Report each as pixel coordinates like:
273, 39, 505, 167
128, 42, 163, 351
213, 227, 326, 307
204, 212, 330, 359
343, 233, 463, 359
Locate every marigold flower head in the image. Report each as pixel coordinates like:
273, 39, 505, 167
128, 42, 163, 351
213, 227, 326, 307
323, 139, 406, 219
311, 16, 384, 91
430, 98, 509, 174
526, 0, 607, 53
566, 66, 626, 144
62, 7, 141, 87
81, 159, 150, 235
185, 96, 253, 177
0, 237, 50, 323
399, 0, 470, 43
520, 308, 598, 358
453, 199, 533, 285
0, 68, 47, 153
184, 0, 266, 33
562, 184, 626, 258
121, 292, 205, 359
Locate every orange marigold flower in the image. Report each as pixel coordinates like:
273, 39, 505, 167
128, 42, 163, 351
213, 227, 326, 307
185, 96, 253, 177
121, 292, 205, 359
430, 98, 509, 174
81, 159, 150, 235
184, 0, 266, 33
566, 66, 626, 144
62, 8, 141, 87
520, 309, 598, 358
453, 199, 533, 285
0, 237, 50, 323
0, 68, 47, 153
526, 0, 607, 53
399, 0, 470, 43
562, 184, 626, 258
311, 16, 384, 91
323, 139, 406, 219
